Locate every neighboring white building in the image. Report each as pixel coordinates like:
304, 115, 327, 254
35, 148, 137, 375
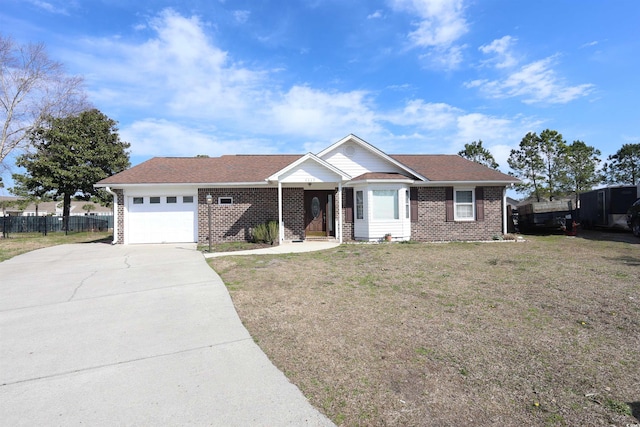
19, 201, 112, 217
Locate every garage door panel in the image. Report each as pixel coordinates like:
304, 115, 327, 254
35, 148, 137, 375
127, 197, 196, 244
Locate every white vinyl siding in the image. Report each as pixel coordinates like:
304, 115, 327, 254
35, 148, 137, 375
278, 158, 344, 184
320, 143, 406, 179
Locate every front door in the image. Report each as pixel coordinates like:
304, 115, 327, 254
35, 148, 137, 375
305, 191, 328, 237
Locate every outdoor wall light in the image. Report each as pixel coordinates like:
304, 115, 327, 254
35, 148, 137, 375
206, 194, 213, 252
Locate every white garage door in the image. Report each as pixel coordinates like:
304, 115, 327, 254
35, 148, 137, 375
127, 196, 196, 244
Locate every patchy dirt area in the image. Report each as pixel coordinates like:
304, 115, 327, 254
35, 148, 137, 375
0, 232, 112, 262
210, 233, 640, 426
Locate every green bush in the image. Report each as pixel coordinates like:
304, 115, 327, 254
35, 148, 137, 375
267, 220, 279, 243
252, 220, 279, 244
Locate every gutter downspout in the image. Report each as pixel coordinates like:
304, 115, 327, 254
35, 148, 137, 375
278, 181, 284, 244
338, 182, 343, 243
104, 187, 118, 245
503, 186, 508, 235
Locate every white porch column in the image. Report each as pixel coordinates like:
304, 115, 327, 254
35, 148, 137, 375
338, 182, 343, 243
503, 186, 507, 235
278, 181, 284, 244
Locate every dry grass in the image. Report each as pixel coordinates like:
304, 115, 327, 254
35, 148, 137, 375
210, 233, 640, 426
0, 231, 112, 262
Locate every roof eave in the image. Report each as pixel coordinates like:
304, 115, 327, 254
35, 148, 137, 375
413, 180, 519, 187
347, 178, 416, 186
94, 181, 271, 188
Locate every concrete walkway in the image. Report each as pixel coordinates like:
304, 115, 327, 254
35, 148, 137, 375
0, 243, 334, 426
203, 240, 341, 258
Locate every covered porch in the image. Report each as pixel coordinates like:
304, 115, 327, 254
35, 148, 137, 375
267, 153, 351, 244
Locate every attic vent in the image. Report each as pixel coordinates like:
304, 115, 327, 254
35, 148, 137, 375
344, 145, 356, 157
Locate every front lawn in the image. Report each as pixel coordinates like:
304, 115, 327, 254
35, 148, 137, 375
0, 231, 112, 262
209, 234, 640, 426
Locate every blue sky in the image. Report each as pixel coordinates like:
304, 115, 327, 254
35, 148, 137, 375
2, 0, 639, 187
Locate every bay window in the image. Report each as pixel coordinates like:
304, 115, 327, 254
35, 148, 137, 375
372, 190, 399, 220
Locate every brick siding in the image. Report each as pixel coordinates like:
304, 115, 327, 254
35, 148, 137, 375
197, 187, 305, 243
410, 186, 504, 241
113, 185, 505, 244
340, 189, 355, 241
115, 189, 124, 243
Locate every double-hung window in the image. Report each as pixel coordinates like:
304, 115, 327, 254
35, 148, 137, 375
405, 190, 410, 219
454, 189, 474, 220
355, 191, 364, 220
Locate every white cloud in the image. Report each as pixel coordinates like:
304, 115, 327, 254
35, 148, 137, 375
468, 43, 595, 104
390, 0, 468, 69
367, 10, 383, 19
233, 10, 250, 24
61, 8, 538, 166
68, 9, 390, 155
121, 119, 216, 157
580, 40, 599, 48
419, 43, 465, 70
73, 9, 267, 122
121, 119, 278, 158
26, 0, 69, 15
268, 86, 381, 139
479, 35, 518, 68
391, 0, 468, 47
384, 100, 460, 130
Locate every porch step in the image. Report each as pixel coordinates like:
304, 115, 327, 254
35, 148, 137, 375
304, 236, 338, 242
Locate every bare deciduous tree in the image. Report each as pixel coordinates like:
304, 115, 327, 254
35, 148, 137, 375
1, 35, 90, 172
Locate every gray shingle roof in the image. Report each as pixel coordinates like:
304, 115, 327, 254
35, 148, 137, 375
391, 155, 517, 182
97, 155, 303, 185
97, 153, 518, 185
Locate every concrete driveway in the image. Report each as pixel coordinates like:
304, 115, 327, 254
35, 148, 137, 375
0, 243, 333, 426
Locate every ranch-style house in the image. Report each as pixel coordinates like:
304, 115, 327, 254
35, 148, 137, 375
95, 134, 519, 245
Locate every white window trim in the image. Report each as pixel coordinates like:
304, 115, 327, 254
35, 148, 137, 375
454, 188, 475, 221
218, 196, 233, 205
405, 189, 410, 219
355, 190, 364, 220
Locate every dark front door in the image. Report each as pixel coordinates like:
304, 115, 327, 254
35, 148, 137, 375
305, 191, 328, 237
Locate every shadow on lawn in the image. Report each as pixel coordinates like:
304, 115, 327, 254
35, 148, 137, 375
519, 228, 639, 244
629, 401, 640, 421
602, 255, 640, 267
575, 229, 639, 245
